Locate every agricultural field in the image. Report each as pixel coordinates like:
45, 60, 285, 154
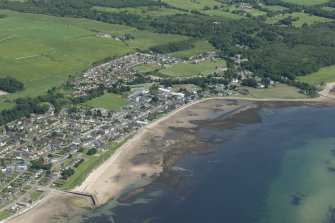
160, 0, 266, 19
82, 93, 129, 111
161, 0, 220, 11
160, 59, 226, 77
297, 65, 335, 84
0, 10, 188, 111
228, 5, 267, 16
238, 84, 308, 99
168, 40, 215, 59
262, 5, 287, 12
322, 6, 335, 11
281, 0, 329, 6
202, 9, 246, 19
92, 6, 187, 17
266, 12, 333, 27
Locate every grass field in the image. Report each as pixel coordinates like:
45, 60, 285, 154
61, 136, 131, 189
266, 12, 333, 27
297, 65, 335, 84
228, 5, 267, 16
322, 6, 335, 11
0, 211, 13, 221
93, 6, 187, 17
238, 84, 308, 99
281, 0, 329, 6
83, 93, 129, 111
31, 190, 44, 201
160, 59, 226, 77
263, 5, 287, 12
168, 40, 215, 58
0, 10, 188, 111
162, 0, 220, 11
203, 9, 246, 19
136, 64, 163, 73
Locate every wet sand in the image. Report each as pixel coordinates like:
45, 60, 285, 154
7, 92, 335, 223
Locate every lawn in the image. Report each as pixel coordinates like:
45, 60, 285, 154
31, 190, 44, 201
281, 0, 329, 6
0, 10, 188, 111
136, 64, 163, 73
83, 93, 129, 111
237, 84, 308, 99
160, 59, 226, 77
266, 12, 333, 27
297, 65, 335, 84
168, 40, 215, 58
0, 211, 13, 221
61, 137, 131, 189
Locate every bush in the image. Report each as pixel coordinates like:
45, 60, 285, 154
87, 148, 97, 155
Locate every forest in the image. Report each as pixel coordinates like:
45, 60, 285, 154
0, 77, 24, 93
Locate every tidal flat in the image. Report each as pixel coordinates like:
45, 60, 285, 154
9, 99, 335, 223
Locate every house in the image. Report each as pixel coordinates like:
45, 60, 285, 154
15, 164, 28, 173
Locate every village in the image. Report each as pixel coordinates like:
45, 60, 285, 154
0, 50, 268, 216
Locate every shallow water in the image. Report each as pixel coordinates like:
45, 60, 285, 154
81, 106, 335, 223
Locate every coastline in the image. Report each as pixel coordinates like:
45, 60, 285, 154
6, 83, 335, 223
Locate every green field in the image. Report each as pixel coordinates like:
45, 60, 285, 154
0, 211, 13, 221
136, 64, 163, 73
298, 65, 335, 84
93, 6, 187, 17
266, 12, 333, 27
228, 5, 267, 16
0, 10, 188, 111
202, 9, 246, 19
83, 93, 129, 111
160, 60, 226, 77
238, 84, 308, 99
31, 190, 44, 201
281, 0, 329, 5
162, 0, 220, 11
168, 40, 215, 58
322, 6, 335, 11
61, 137, 131, 189
263, 5, 287, 12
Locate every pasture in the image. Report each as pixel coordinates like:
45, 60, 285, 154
266, 12, 333, 27
0, 10, 187, 111
168, 40, 215, 59
297, 65, 335, 84
92, 6, 187, 17
160, 59, 226, 77
161, 0, 220, 11
263, 5, 287, 12
281, 0, 329, 6
202, 9, 246, 19
238, 84, 308, 99
82, 93, 129, 111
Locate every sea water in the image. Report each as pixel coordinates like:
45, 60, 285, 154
81, 105, 335, 223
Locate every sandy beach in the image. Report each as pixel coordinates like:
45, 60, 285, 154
0, 90, 8, 96
7, 83, 335, 223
